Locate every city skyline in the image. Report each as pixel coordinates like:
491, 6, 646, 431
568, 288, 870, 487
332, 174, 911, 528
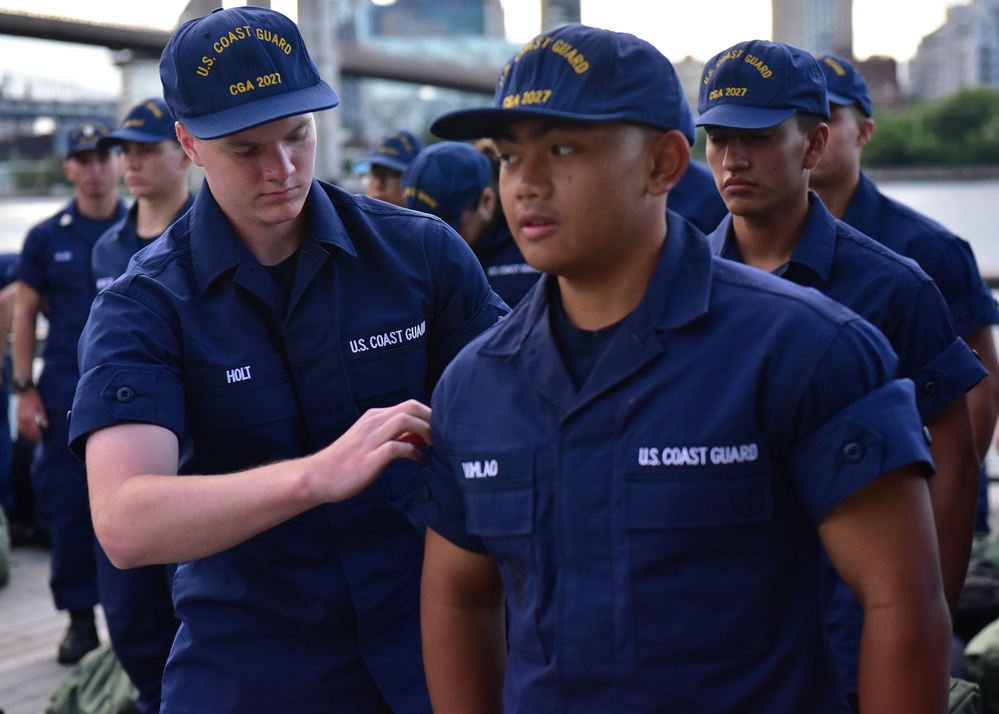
0, 0, 968, 96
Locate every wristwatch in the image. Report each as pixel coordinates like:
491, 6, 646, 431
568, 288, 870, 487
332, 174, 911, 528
11, 376, 34, 394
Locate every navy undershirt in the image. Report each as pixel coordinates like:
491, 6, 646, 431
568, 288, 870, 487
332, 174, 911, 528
549, 286, 624, 390
264, 249, 300, 300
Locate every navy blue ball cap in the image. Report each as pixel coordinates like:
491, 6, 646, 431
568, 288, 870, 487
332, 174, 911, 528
696, 40, 829, 130
159, 6, 339, 140
65, 119, 113, 157
356, 129, 424, 173
401, 142, 492, 230
815, 53, 873, 117
431, 24, 696, 145
98, 97, 177, 149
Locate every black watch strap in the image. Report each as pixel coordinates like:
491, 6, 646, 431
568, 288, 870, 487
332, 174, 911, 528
12, 376, 34, 394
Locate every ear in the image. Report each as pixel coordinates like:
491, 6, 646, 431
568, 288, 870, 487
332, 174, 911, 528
175, 122, 204, 168
802, 122, 829, 170
649, 130, 691, 197
61, 158, 73, 181
857, 117, 875, 148
477, 185, 497, 221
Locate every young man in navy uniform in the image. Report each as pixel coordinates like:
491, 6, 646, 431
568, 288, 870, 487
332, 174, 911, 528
808, 53, 999, 535
419, 23, 950, 713
69, 7, 505, 713
402, 141, 539, 307
14, 118, 126, 664
697, 40, 984, 711
88, 95, 194, 714
356, 128, 424, 206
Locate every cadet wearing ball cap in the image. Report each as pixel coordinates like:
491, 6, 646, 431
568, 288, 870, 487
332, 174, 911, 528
808, 51, 999, 701
698, 39, 975, 711
356, 128, 423, 206
70, 6, 505, 714
14, 117, 126, 665
92, 97, 194, 292
402, 142, 493, 231
420, 24, 948, 713
401, 141, 538, 306
88, 95, 194, 714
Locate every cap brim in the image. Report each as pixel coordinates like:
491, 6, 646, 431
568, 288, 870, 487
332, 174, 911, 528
432, 106, 649, 141
98, 129, 177, 149
826, 91, 857, 108
360, 156, 408, 173
695, 105, 796, 130
180, 81, 340, 140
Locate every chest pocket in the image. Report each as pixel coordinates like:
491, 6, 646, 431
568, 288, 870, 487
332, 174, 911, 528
344, 338, 430, 414
624, 459, 775, 666
185, 352, 299, 473
456, 449, 547, 665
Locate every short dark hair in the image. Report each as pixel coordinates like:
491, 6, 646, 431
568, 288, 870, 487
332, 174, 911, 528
795, 113, 825, 134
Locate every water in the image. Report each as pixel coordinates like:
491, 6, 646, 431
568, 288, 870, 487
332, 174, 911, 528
2, 179, 996, 269
877, 179, 999, 275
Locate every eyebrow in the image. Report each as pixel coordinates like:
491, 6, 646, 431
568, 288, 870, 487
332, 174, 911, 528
493, 120, 584, 143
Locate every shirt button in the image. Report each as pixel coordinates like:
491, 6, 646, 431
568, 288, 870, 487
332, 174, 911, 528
923, 381, 939, 395
116, 387, 135, 403
843, 442, 864, 462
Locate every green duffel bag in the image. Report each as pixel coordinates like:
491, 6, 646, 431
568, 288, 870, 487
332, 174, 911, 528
45, 644, 139, 714
966, 617, 999, 713
951, 676, 983, 713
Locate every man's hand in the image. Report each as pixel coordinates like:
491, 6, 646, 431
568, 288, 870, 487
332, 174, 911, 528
15, 388, 48, 442
303, 399, 432, 503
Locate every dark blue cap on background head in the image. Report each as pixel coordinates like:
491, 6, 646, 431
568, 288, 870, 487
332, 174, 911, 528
65, 119, 113, 157
814, 53, 873, 117
99, 98, 177, 149
159, 6, 339, 139
401, 142, 492, 230
431, 23, 696, 145
356, 129, 424, 173
696, 40, 829, 129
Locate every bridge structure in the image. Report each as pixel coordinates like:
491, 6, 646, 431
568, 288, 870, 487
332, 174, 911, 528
0, 5, 503, 179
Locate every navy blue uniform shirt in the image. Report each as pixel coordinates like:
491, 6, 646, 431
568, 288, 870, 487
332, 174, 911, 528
92, 195, 195, 293
708, 194, 985, 425
668, 159, 728, 235
709, 193, 986, 696
19, 198, 127, 391
422, 212, 932, 713
843, 172, 999, 338
473, 217, 539, 308
71, 179, 507, 714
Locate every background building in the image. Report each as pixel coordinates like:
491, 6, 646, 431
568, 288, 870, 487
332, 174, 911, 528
910, 0, 999, 100
772, 0, 853, 56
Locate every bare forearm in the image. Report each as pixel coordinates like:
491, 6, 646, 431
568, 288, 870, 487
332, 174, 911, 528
11, 306, 37, 380
422, 600, 506, 714
94, 460, 318, 567
968, 376, 999, 461
857, 600, 950, 714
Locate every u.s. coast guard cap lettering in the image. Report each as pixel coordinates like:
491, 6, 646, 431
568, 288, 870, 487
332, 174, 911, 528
401, 142, 493, 230
814, 53, 873, 117
66, 119, 113, 157
431, 23, 696, 145
696, 40, 829, 129
159, 6, 339, 139
98, 97, 177, 148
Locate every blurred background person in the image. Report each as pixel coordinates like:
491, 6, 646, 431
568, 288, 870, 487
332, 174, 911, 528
355, 128, 424, 206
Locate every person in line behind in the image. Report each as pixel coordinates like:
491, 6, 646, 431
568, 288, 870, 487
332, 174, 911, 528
14, 118, 127, 664
355, 128, 424, 206
69, 7, 505, 713
419, 23, 950, 713
402, 140, 539, 308
808, 53, 999, 537
87, 95, 195, 714
697, 39, 984, 712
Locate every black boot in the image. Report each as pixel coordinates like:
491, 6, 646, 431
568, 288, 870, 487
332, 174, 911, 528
57, 609, 99, 664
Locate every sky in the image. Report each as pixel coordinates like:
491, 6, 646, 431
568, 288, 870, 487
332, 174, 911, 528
0, 0, 963, 97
